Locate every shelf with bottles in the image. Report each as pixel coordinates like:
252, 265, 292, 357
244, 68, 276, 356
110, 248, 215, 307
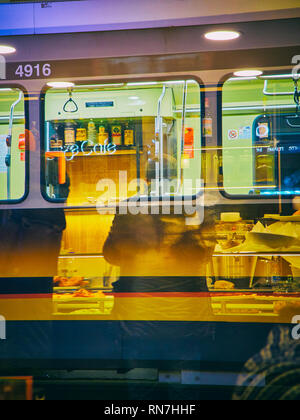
46, 117, 143, 154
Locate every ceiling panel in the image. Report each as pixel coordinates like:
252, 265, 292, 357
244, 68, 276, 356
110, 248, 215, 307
0, 0, 299, 36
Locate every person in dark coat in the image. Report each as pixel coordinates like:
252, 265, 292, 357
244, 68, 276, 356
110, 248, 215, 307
102, 160, 217, 391
0, 177, 69, 363
103, 159, 216, 345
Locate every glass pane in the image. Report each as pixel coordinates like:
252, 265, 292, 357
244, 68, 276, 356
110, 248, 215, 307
43, 80, 202, 206
0, 88, 26, 201
222, 74, 300, 197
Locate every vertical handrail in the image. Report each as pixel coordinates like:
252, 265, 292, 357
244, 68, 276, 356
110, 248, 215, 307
6, 91, 23, 200
285, 79, 300, 127
177, 81, 188, 194
155, 86, 166, 195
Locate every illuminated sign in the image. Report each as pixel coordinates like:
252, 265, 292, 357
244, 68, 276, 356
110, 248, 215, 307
61, 140, 117, 161
85, 101, 114, 108
256, 145, 300, 154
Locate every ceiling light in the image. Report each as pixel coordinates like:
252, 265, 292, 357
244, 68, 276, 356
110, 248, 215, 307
0, 45, 16, 54
76, 83, 124, 88
229, 77, 257, 81
204, 31, 240, 41
234, 70, 263, 77
47, 82, 75, 89
164, 81, 185, 85
127, 82, 158, 86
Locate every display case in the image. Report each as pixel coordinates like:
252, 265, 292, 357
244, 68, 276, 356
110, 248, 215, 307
43, 82, 202, 205
253, 113, 300, 196
222, 75, 300, 197
43, 80, 203, 316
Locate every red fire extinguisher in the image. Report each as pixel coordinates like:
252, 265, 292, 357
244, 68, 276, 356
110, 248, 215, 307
184, 127, 194, 159
18, 133, 26, 161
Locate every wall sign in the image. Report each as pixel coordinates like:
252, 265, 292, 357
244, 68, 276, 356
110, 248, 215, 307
61, 141, 117, 161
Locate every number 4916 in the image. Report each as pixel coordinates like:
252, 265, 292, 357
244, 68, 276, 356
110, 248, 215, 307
15, 63, 51, 78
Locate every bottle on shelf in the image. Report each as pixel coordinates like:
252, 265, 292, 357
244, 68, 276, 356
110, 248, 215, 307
255, 154, 275, 185
98, 121, 109, 145
124, 121, 135, 146
76, 123, 87, 145
50, 121, 64, 150
111, 121, 123, 146
87, 119, 97, 145
64, 121, 76, 146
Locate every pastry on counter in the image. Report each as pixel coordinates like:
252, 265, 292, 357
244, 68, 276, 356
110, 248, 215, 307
54, 276, 87, 287
213, 280, 235, 290
53, 289, 106, 299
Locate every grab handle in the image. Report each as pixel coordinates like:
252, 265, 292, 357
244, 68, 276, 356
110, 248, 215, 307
63, 90, 78, 113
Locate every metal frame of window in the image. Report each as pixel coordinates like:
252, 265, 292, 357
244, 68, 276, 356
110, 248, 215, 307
40, 76, 205, 208
0, 83, 29, 204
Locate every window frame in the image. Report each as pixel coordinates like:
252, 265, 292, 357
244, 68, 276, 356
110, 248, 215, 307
218, 70, 299, 201
0, 83, 29, 205
40, 75, 206, 207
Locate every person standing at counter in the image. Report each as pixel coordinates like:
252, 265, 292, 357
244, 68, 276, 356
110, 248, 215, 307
103, 159, 217, 371
0, 176, 70, 362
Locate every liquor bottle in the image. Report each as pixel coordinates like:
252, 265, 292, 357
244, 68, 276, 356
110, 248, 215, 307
124, 121, 135, 146
98, 121, 109, 145
88, 119, 97, 145
64, 121, 76, 146
50, 122, 64, 150
76, 123, 87, 145
111, 122, 123, 146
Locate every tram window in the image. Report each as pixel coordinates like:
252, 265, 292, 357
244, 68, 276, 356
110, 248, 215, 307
222, 74, 300, 197
0, 88, 26, 202
43, 80, 202, 206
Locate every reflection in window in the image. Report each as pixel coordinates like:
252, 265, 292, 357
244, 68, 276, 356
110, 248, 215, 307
43, 80, 202, 206
0, 88, 26, 201
222, 74, 300, 197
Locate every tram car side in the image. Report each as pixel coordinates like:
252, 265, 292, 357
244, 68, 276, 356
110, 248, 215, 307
0, 20, 299, 384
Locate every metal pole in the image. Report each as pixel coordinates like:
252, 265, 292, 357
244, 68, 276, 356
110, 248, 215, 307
155, 86, 166, 196
6, 91, 23, 200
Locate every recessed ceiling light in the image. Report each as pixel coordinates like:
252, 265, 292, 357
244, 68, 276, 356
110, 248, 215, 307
127, 82, 158, 86
47, 82, 75, 88
0, 45, 16, 54
234, 70, 263, 77
229, 77, 257, 81
77, 83, 124, 88
204, 30, 240, 41
164, 81, 185, 85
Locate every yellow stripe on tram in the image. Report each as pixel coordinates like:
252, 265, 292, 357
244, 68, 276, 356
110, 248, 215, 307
0, 294, 292, 324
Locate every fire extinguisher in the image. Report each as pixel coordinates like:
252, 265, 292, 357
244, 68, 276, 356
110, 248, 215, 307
184, 127, 194, 159
18, 133, 26, 161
